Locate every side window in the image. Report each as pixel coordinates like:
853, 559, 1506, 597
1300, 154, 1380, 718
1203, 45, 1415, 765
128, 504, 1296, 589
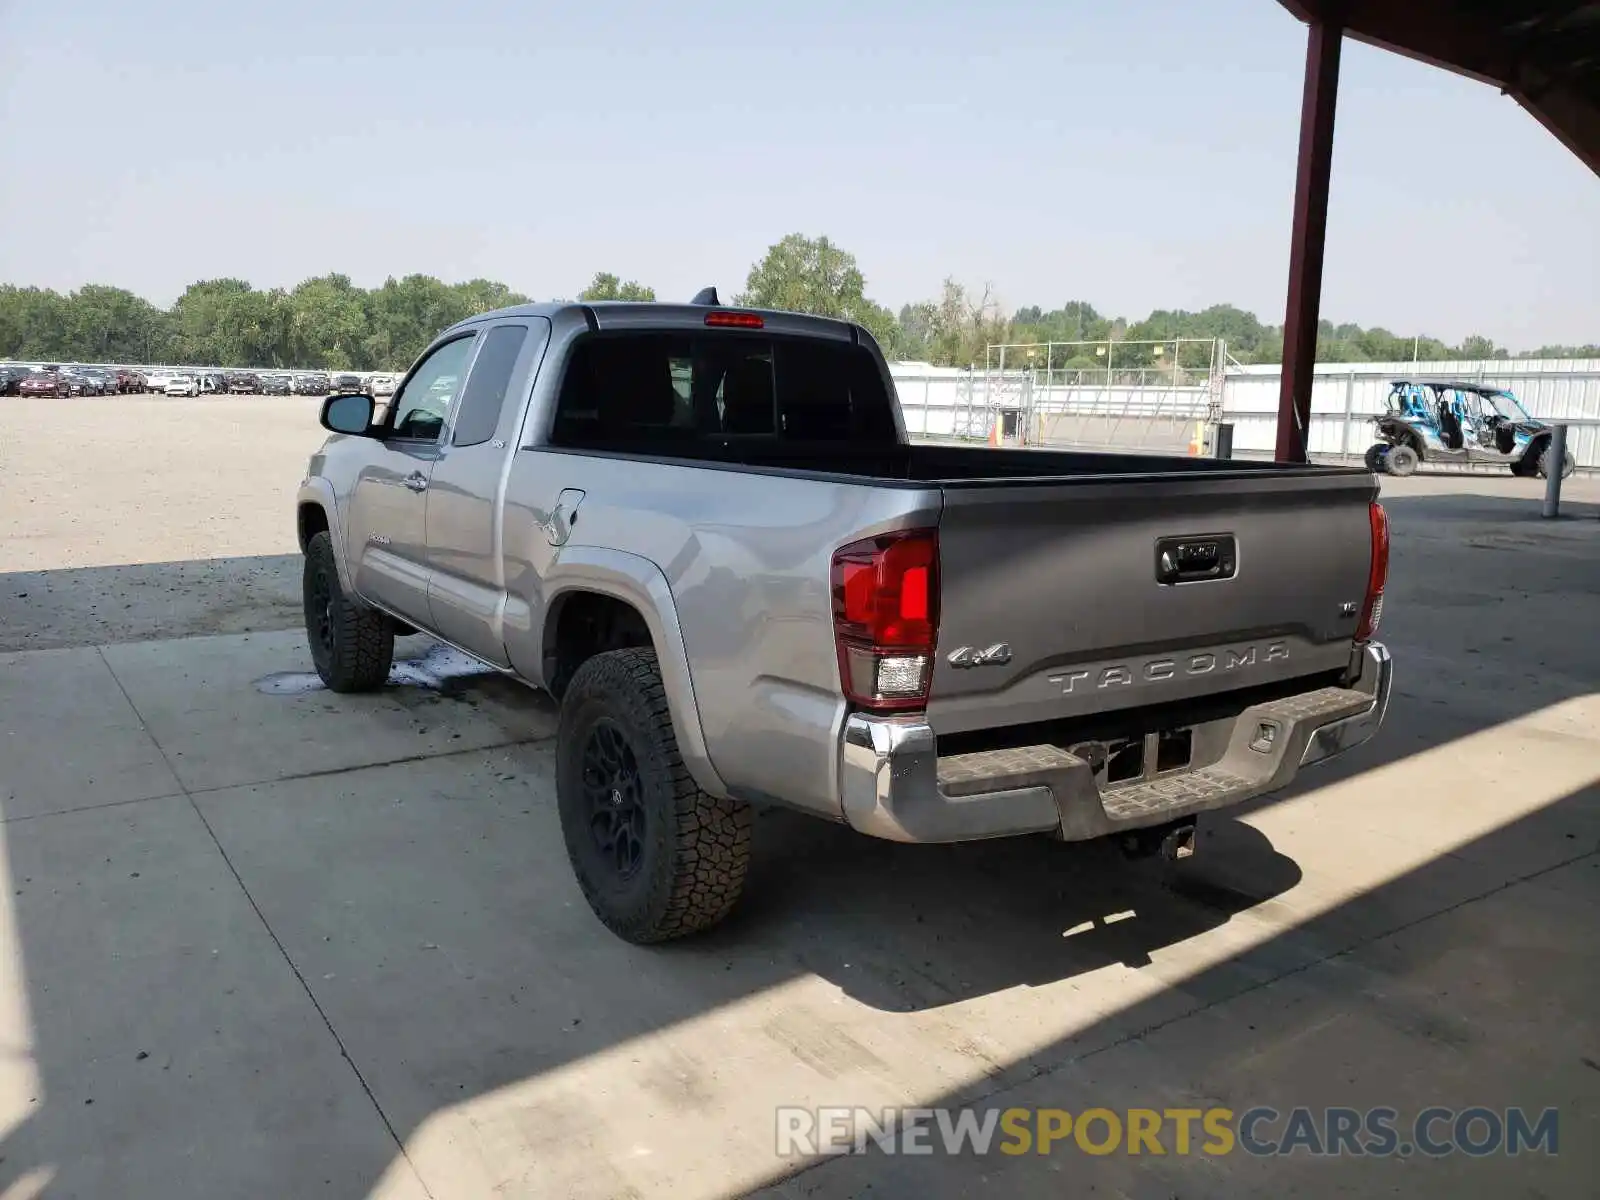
388, 336, 478, 442
452, 325, 529, 447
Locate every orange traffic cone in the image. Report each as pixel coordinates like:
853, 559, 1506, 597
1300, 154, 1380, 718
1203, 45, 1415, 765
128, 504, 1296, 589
1187, 421, 1205, 456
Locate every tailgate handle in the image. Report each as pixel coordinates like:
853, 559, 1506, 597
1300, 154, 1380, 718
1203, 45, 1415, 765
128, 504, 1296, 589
1156, 534, 1237, 585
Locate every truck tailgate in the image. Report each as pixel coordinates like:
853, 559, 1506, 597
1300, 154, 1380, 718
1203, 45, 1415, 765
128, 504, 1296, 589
928, 468, 1377, 735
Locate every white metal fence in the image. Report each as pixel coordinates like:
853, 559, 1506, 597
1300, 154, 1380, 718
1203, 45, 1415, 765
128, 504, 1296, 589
1218, 360, 1600, 469
892, 357, 1600, 470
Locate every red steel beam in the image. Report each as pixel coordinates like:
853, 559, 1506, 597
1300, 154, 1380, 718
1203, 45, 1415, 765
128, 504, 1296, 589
1275, 18, 1343, 463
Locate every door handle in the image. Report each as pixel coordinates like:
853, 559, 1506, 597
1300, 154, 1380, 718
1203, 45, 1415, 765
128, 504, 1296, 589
403, 472, 429, 493
1155, 534, 1236, 585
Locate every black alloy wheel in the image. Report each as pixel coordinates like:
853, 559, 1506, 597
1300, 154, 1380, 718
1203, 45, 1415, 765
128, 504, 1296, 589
580, 718, 648, 881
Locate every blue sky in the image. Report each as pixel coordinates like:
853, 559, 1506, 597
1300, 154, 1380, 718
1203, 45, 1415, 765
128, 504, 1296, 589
1, 0, 1596, 348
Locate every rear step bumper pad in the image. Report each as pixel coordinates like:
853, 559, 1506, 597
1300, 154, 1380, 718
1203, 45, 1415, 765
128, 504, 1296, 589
839, 641, 1392, 844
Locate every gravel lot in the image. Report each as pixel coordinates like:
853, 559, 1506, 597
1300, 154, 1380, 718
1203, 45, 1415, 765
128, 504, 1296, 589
0, 395, 324, 650
0, 394, 322, 570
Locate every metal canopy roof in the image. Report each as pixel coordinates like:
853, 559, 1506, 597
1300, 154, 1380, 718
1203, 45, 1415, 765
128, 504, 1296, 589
1277, 0, 1600, 175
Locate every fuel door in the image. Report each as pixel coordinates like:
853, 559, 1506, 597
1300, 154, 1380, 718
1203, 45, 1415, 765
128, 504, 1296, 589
545, 488, 586, 547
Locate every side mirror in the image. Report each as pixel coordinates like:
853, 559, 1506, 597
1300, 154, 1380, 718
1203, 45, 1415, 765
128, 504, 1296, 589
321, 392, 375, 435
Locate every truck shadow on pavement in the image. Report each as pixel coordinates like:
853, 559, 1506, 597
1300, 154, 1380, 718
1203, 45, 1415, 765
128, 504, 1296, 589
749, 777, 1600, 1198
0, 487, 1594, 1198
730, 812, 1300, 1010
0, 554, 304, 653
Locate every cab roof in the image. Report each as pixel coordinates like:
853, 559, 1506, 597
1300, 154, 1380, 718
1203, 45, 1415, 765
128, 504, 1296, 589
439, 299, 863, 343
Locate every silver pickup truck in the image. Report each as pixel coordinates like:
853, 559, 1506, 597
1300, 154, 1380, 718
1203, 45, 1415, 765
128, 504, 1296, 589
296, 295, 1393, 944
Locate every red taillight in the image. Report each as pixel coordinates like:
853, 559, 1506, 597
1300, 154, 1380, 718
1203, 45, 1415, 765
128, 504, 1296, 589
705, 311, 764, 329
831, 529, 939, 712
1356, 500, 1389, 641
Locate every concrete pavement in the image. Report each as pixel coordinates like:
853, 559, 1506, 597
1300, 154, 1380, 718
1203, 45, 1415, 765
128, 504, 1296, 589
0, 476, 1595, 1198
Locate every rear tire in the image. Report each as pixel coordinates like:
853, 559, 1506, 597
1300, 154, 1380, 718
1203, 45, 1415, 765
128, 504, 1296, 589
303, 531, 394, 692
556, 647, 752, 944
1385, 443, 1419, 477
1363, 444, 1388, 473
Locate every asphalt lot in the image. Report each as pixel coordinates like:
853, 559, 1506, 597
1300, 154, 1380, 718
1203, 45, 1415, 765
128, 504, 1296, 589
0, 396, 1597, 1198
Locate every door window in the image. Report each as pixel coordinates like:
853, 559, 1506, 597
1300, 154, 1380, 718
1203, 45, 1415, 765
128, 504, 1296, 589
388, 336, 478, 442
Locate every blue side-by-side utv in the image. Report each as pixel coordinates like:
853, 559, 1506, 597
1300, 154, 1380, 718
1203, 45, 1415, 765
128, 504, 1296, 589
1365, 380, 1576, 479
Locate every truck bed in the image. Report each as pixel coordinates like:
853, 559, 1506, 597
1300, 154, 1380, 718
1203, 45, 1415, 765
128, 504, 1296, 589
567, 437, 1343, 484
556, 432, 1378, 737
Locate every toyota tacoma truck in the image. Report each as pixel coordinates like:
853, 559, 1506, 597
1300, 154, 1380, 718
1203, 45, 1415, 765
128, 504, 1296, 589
296, 295, 1393, 944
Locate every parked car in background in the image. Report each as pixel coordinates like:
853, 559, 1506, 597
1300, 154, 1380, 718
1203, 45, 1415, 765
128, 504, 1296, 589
0, 366, 33, 395
330, 372, 366, 395
259, 373, 293, 396
198, 373, 226, 395
226, 371, 261, 395
293, 372, 331, 396
146, 368, 177, 392
114, 368, 146, 393
19, 371, 70, 398
369, 373, 398, 398
164, 374, 200, 397
63, 370, 100, 396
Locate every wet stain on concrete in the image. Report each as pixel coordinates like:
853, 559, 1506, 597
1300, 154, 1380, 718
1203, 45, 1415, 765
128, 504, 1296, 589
254, 642, 497, 697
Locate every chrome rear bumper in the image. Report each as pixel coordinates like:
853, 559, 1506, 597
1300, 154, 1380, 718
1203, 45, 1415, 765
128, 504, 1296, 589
839, 641, 1392, 844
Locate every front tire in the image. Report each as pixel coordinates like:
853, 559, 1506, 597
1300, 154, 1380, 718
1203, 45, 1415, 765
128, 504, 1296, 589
1364, 444, 1389, 473
556, 648, 752, 943
303, 531, 394, 692
1534, 443, 1576, 480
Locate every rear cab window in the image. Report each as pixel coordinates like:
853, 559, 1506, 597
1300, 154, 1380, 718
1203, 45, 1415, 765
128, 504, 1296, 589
549, 332, 898, 453
452, 322, 548, 448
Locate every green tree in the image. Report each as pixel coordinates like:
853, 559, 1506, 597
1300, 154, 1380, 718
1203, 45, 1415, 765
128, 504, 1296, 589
365, 275, 470, 369
914, 279, 1011, 367
0, 286, 71, 359
454, 277, 528, 314
896, 302, 938, 361
1456, 334, 1506, 360
57, 286, 170, 362
580, 272, 656, 302
287, 274, 370, 369
3, 269, 1596, 371
736, 233, 901, 351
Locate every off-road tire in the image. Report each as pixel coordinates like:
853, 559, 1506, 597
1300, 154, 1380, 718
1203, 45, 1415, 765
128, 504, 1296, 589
1364, 444, 1388, 473
556, 647, 752, 944
1534, 443, 1576, 480
303, 531, 394, 693
1386, 443, 1419, 477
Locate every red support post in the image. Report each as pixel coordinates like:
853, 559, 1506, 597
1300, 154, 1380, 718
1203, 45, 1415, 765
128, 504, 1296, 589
1276, 17, 1343, 463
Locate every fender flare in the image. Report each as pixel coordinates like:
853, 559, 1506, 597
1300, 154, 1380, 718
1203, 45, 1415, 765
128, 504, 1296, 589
541, 547, 729, 799
295, 478, 355, 595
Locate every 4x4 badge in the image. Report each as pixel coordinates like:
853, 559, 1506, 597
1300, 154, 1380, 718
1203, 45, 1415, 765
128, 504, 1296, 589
947, 643, 1012, 669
